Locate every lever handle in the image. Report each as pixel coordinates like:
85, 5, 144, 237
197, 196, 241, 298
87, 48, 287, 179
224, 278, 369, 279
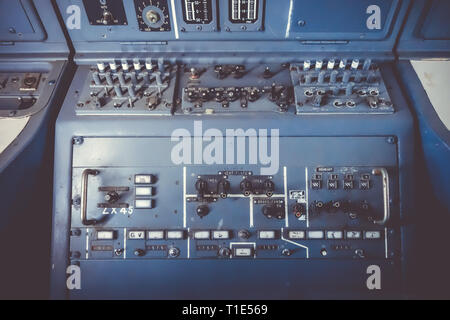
81, 169, 99, 226
372, 168, 390, 225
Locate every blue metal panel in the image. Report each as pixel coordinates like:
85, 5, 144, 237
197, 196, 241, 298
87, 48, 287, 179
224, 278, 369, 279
50, 62, 416, 299
54, 0, 410, 58
0, 0, 69, 59
397, 0, 450, 58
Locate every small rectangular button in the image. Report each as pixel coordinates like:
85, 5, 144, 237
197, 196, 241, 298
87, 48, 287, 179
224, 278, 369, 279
258, 230, 277, 239
307, 231, 324, 239
135, 187, 154, 196
326, 231, 343, 239
97, 230, 115, 240
135, 199, 154, 209
233, 247, 253, 257
193, 231, 210, 240
288, 231, 305, 239
364, 231, 381, 239
147, 231, 165, 240
128, 231, 145, 239
212, 230, 230, 240
166, 230, 185, 240
346, 231, 362, 239
135, 174, 155, 184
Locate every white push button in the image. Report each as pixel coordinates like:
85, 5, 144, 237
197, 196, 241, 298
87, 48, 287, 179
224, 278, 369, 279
97, 231, 115, 240
135, 174, 155, 184
364, 231, 381, 239
234, 248, 253, 257
128, 231, 145, 239
212, 231, 230, 240
135, 199, 154, 209
258, 230, 276, 239
147, 231, 165, 239
288, 231, 305, 239
346, 231, 362, 239
307, 231, 324, 239
166, 230, 184, 240
326, 231, 343, 239
135, 187, 153, 196
193, 231, 210, 240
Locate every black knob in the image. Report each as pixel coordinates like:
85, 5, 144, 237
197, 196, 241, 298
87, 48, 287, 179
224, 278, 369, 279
196, 205, 210, 218
238, 229, 251, 240
104, 191, 120, 204
263, 179, 275, 196
195, 179, 208, 194
217, 179, 230, 198
240, 179, 253, 196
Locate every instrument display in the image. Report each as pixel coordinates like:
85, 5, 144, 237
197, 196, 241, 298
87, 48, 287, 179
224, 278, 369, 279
134, 0, 172, 32
181, 0, 214, 25
229, 0, 259, 24
82, 0, 128, 25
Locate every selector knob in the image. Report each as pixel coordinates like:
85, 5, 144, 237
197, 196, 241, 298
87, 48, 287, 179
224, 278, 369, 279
146, 10, 160, 24
217, 179, 230, 198
102, 11, 113, 25
238, 229, 251, 240
104, 191, 120, 204
196, 205, 210, 218
240, 179, 253, 196
168, 247, 180, 258
195, 178, 208, 194
263, 179, 275, 197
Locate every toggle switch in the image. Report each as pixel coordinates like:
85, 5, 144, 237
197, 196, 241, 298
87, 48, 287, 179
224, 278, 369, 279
114, 85, 123, 98
92, 71, 102, 85
330, 70, 338, 83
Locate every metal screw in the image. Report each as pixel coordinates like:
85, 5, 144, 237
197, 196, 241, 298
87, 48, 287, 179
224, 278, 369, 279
73, 136, 84, 145
298, 20, 306, 27
386, 136, 396, 144
48, 80, 56, 86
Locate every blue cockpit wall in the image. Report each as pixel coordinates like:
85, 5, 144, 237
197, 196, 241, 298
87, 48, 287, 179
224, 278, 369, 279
56, 0, 410, 59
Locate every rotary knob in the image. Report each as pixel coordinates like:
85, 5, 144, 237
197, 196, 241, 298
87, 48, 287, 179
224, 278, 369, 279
238, 229, 251, 240
146, 10, 160, 24
168, 247, 180, 258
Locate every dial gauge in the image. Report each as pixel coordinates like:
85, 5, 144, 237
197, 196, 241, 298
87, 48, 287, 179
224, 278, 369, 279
134, 0, 172, 32
182, 0, 213, 25
229, 0, 259, 24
